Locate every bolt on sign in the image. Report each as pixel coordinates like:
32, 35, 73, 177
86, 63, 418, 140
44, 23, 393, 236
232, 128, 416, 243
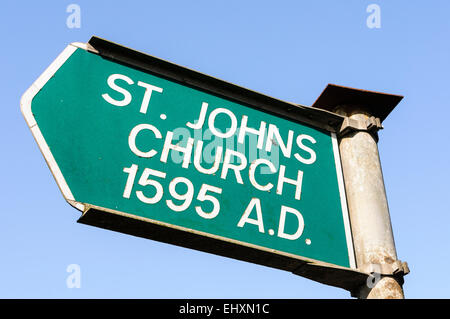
22, 37, 364, 290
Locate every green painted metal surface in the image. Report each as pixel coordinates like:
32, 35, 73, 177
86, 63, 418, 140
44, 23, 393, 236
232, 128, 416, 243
27, 46, 354, 268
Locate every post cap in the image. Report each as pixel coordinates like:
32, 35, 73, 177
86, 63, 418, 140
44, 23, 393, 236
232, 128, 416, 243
311, 84, 403, 122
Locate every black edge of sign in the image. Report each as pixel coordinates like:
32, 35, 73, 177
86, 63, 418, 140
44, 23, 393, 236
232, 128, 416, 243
78, 207, 368, 292
87, 36, 345, 133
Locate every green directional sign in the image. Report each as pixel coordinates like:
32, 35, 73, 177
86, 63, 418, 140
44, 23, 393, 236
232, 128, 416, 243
21, 38, 356, 279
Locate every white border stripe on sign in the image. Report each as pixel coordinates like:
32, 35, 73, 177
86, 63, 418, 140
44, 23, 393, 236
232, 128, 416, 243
20, 43, 85, 212
331, 132, 356, 269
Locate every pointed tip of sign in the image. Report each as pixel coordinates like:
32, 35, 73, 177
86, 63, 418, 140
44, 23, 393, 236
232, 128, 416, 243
20, 85, 37, 128
21, 44, 82, 216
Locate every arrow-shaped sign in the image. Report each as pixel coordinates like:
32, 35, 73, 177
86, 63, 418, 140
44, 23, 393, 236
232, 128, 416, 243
21, 37, 366, 290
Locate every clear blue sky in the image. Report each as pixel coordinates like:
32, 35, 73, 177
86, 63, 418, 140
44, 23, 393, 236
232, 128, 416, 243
1, 0, 449, 298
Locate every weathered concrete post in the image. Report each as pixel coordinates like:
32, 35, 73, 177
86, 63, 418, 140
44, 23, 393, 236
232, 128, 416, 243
312, 84, 408, 299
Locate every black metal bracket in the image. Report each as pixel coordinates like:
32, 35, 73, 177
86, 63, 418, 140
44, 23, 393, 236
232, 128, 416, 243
338, 116, 383, 141
360, 260, 410, 276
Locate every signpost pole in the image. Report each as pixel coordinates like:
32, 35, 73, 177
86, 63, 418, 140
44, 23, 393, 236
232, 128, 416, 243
336, 108, 403, 299
312, 85, 408, 299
